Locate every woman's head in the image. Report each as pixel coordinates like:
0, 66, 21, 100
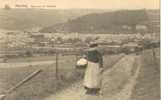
89, 42, 98, 48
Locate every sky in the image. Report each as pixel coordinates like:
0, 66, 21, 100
0, 0, 160, 9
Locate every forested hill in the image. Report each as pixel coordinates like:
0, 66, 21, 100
40, 10, 160, 33
0, 9, 107, 31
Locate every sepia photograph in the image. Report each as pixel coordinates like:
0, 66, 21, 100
0, 0, 160, 100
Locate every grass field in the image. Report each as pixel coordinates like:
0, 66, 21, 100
0, 48, 159, 100
2, 55, 57, 63
0, 54, 121, 100
131, 48, 160, 100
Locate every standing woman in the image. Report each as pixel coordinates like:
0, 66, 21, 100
83, 42, 103, 95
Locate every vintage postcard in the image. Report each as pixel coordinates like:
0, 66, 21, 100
0, 0, 160, 100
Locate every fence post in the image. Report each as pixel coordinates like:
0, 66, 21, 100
75, 54, 79, 61
55, 52, 59, 80
54, 52, 59, 99
152, 48, 159, 71
152, 48, 157, 62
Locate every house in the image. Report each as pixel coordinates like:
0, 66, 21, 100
136, 25, 148, 31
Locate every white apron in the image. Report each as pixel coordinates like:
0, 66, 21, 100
83, 61, 102, 89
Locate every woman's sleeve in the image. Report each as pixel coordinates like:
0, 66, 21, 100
83, 51, 88, 59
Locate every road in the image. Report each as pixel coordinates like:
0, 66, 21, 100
0, 60, 64, 68
44, 54, 141, 100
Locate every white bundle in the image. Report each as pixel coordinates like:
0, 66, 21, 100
76, 58, 88, 68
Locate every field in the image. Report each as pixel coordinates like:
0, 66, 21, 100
0, 48, 159, 100
0, 55, 57, 63
0, 32, 159, 59
0, 31, 159, 100
44, 48, 160, 100
131, 48, 160, 100
0, 54, 121, 100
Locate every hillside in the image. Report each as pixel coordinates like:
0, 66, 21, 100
131, 49, 160, 100
40, 9, 160, 33
0, 9, 107, 31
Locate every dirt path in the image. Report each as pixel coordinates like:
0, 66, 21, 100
44, 54, 141, 100
0, 78, 5, 94
0, 60, 65, 68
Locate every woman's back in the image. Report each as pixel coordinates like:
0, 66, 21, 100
86, 50, 101, 63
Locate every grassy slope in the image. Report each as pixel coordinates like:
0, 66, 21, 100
131, 48, 160, 100
0, 54, 120, 100
0, 55, 76, 100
